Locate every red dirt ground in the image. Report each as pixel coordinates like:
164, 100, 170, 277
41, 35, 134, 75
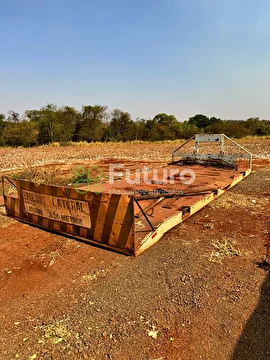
0, 150, 269, 359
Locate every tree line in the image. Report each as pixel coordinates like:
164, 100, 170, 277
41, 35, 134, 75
0, 104, 269, 147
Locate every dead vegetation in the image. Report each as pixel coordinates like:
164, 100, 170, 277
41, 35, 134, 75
80, 268, 107, 283
211, 191, 269, 209
1, 137, 270, 174
12, 161, 65, 186
209, 238, 241, 263
0, 141, 269, 359
0, 211, 16, 227
36, 318, 82, 346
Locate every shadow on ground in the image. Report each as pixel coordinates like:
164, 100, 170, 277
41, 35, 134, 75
232, 272, 270, 359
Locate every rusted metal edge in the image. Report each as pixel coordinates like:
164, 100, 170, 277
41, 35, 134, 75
135, 170, 251, 256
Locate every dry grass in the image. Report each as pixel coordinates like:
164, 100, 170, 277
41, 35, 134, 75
57, 140, 184, 146
1, 137, 269, 174
30, 250, 62, 268
209, 238, 241, 263
210, 192, 269, 209
1, 178, 17, 196
81, 268, 106, 283
0, 210, 16, 227
37, 318, 79, 345
12, 162, 64, 186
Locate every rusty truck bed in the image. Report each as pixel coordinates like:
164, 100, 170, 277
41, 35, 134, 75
2, 134, 252, 255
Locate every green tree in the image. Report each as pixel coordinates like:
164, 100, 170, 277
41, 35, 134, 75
0, 113, 5, 145
25, 104, 58, 143
55, 106, 79, 142
245, 118, 270, 136
223, 121, 250, 138
109, 109, 133, 141
206, 120, 226, 134
3, 121, 38, 147
40, 104, 58, 143
209, 116, 221, 124
7, 110, 20, 122
144, 119, 160, 141
132, 119, 148, 140
178, 121, 198, 139
79, 105, 107, 142
153, 113, 179, 140
24, 104, 78, 143
188, 114, 210, 129
140, 113, 182, 140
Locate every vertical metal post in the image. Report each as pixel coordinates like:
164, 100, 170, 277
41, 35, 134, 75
220, 134, 224, 153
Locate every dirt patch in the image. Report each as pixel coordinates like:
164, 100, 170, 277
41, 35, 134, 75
0, 145, 269, 359
1, 138, 270, 173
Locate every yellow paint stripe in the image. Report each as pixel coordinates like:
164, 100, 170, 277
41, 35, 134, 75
123, 223, 134, 251
14, 198, 20, 217
108, 195, 131, 247
93, 193, 111, 242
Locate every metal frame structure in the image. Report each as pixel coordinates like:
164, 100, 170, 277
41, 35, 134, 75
172, 134, 252, 171
2, 134, 253, 256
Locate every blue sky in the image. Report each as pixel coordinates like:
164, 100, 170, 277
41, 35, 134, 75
0, 0, 270, 120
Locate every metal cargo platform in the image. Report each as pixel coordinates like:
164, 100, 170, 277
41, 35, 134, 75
2, 134, 252, 255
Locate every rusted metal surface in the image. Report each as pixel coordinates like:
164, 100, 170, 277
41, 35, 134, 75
3, 178, 134, 255
2, 134, 252, 255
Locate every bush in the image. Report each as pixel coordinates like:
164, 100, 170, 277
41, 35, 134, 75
3, 121, 38, 147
